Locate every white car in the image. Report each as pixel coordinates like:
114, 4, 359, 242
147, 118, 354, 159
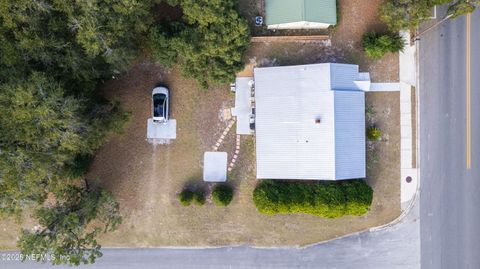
152, 87, 169, 124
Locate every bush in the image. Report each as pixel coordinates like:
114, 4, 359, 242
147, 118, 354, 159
193, 190, 206, 206
362, 32, 405, 59
212, 185, 233, 206
252, 180, 373, 218
177, 189, 194, 206
367, 126, 382, 141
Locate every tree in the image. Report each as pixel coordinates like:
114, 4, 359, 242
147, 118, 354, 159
149, 0, 250, 88
379, 0, 433, 31
380, 0, 479, 31
362, 32, 405, 59
17, 185, 121, 266
0, 73, 87, 215
0, 0, 156, 87
447, 1, 477, 18
0, 73, 130, 216
0, 0, 149, 265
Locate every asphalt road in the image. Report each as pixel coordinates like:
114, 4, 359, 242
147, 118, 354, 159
419, 8, 480, 269
0, 202, 419, 269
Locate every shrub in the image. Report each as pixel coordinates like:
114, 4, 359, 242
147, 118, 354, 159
362, 32, 405, 59
212, 185, 233, 206
193, 190, 206, 206
367, 126, 382, 141
252, 180, 373, 218
177, 189, 194, 206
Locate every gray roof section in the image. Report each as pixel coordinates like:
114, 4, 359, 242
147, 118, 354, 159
334, 91, 366, 179
253, 63, 365, 180
265, 0, 337, 25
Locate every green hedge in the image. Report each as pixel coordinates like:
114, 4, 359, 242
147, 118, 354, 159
253, 180, 373, 218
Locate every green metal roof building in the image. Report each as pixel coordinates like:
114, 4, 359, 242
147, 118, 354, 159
265, 0, 337, 29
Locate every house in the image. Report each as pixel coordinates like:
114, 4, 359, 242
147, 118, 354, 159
253, 63, 368, 180
265, 0, 337, 30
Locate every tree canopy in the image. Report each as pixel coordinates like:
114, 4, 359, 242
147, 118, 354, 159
149, 0, 250, 88
17, 186, 121, 265
0, 0, 155, 87
0, 73, 86, 215
380, 0, 479, 31
0, 0, 151, 265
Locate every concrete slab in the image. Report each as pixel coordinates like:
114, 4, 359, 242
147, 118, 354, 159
147, 119, 176, 144
203, 152, 228, 182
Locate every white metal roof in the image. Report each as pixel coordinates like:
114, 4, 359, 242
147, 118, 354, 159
254, 63, 366, 180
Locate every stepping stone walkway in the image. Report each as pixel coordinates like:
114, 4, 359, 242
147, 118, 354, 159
209, 119, 242, 172
228, 135, 241, 172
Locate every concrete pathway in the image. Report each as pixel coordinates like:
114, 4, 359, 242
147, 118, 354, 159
399, 31, 419, 209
